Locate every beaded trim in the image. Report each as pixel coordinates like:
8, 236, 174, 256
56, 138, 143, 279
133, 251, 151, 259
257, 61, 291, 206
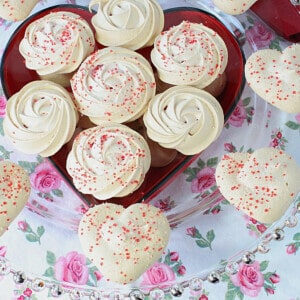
1, 201, 299, 299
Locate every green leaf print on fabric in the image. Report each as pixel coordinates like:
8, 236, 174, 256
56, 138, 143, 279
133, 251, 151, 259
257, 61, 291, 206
0, 145, 13, 160
186, 227, 215, 250
17, 220, 45, 245
18, 156, 44, 174
285, 120, 300, 133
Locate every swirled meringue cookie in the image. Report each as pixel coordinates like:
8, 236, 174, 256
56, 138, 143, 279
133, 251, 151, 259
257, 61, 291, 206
89, 0, 164, 50
151, 21, 228, 88
66, 122, 151, 200
3, 80, 78, 157
71, 47, 156, 124
143, 86, 224, 155
19, 11, 95, 86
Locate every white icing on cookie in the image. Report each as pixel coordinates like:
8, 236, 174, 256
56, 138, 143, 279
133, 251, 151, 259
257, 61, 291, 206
89, 0, 164, 50
3, 80, 78, 157
245, 44, 300, 113
71, 47, 156, 124
215, 147, 300, 223
213, 0, 258, 15
0, 0, 39, 21
0, 161, 31, 236
143, 85, 224, 155
78, 203, 170, 284
151, 20, 228, 88
66, 122, 151, 200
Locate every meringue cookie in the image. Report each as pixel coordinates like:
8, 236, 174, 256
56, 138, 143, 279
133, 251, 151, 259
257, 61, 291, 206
213, 0, 258, 15
3, 80, 78, 157
0, 161, 31, 236
0, 0, 39, 21
71, 47, 156, 124
143, 86, 224, 155
19, 11, 95, 85
78, 203, 170, 284
89, 0, 164, 50
151, 20, 228, 88
66, 122, 151, 200
215, 148, 300, 223
245, 44, 300, 113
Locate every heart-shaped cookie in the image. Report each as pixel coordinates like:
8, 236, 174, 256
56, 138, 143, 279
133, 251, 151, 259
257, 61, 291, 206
0, 0, 39, 21
245, 44, 300, 113
0, 161, 31, 236
78, 203, 170, 284
213, 0, 258, 15
215, 147, 300, 224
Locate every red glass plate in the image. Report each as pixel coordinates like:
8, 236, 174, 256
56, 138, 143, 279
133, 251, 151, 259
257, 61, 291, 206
0, 5, 245, 208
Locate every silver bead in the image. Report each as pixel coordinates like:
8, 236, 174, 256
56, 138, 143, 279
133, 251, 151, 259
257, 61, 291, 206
50, 284, 64, 297
290, 0, 300, 5
257, 242, 270, 254
129, 289, 145, 300
109, 291, 124, 300
149, 288, 165, 300
225, 261, 239, 274
13, 271, 26, 284
242, 251, 255, 264
31, 278, 46, 292
189, 277, 203, 292
273, 228, 285, 241
70, 289, 83, 300
170, 283, 184, 297
89, 291, 103, 300
208, 271, 220, 283
0, 257, 10, 275
285, 215, 298, 228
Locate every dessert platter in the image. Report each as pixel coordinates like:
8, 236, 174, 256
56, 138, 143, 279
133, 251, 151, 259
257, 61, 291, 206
0, 0, 300, 299
1, 2, 245, 211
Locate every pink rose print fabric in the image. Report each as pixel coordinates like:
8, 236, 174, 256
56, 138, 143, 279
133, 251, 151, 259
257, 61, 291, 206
30, 161, 62, 193
54, 251, 89, 285
0, 95, 6, 117
246, 21, 275, 49
141, 262, 176, 286
230, 262, 264, 297
0, 1, 300, 299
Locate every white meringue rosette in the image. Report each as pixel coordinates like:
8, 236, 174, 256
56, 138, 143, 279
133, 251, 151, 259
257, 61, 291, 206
151, 20, 228, 88
71, 46, 156, 124
66, 122, 151, 200
3, 80, 78, 157
89, 0, 164, 50
143, 86, 224, 155
19, 11, 95, 77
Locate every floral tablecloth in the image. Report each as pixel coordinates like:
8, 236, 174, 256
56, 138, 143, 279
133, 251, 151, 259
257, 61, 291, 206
0, 0, 300, 299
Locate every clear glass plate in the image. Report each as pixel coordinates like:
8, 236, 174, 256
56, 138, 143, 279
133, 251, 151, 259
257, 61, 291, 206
0, 1, 299, 298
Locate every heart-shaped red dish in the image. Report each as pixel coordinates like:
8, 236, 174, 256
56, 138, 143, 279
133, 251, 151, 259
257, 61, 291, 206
0, 5, 245, 209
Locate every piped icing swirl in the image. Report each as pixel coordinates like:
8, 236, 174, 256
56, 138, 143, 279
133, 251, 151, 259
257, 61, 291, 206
3, 80, 78, 157
143, 85, 224, 155
71, 47, 156, 124
151, 20, 228, 88
19, 11, 95, 77
66, 122, 151, 200
89, 0, 164, 50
